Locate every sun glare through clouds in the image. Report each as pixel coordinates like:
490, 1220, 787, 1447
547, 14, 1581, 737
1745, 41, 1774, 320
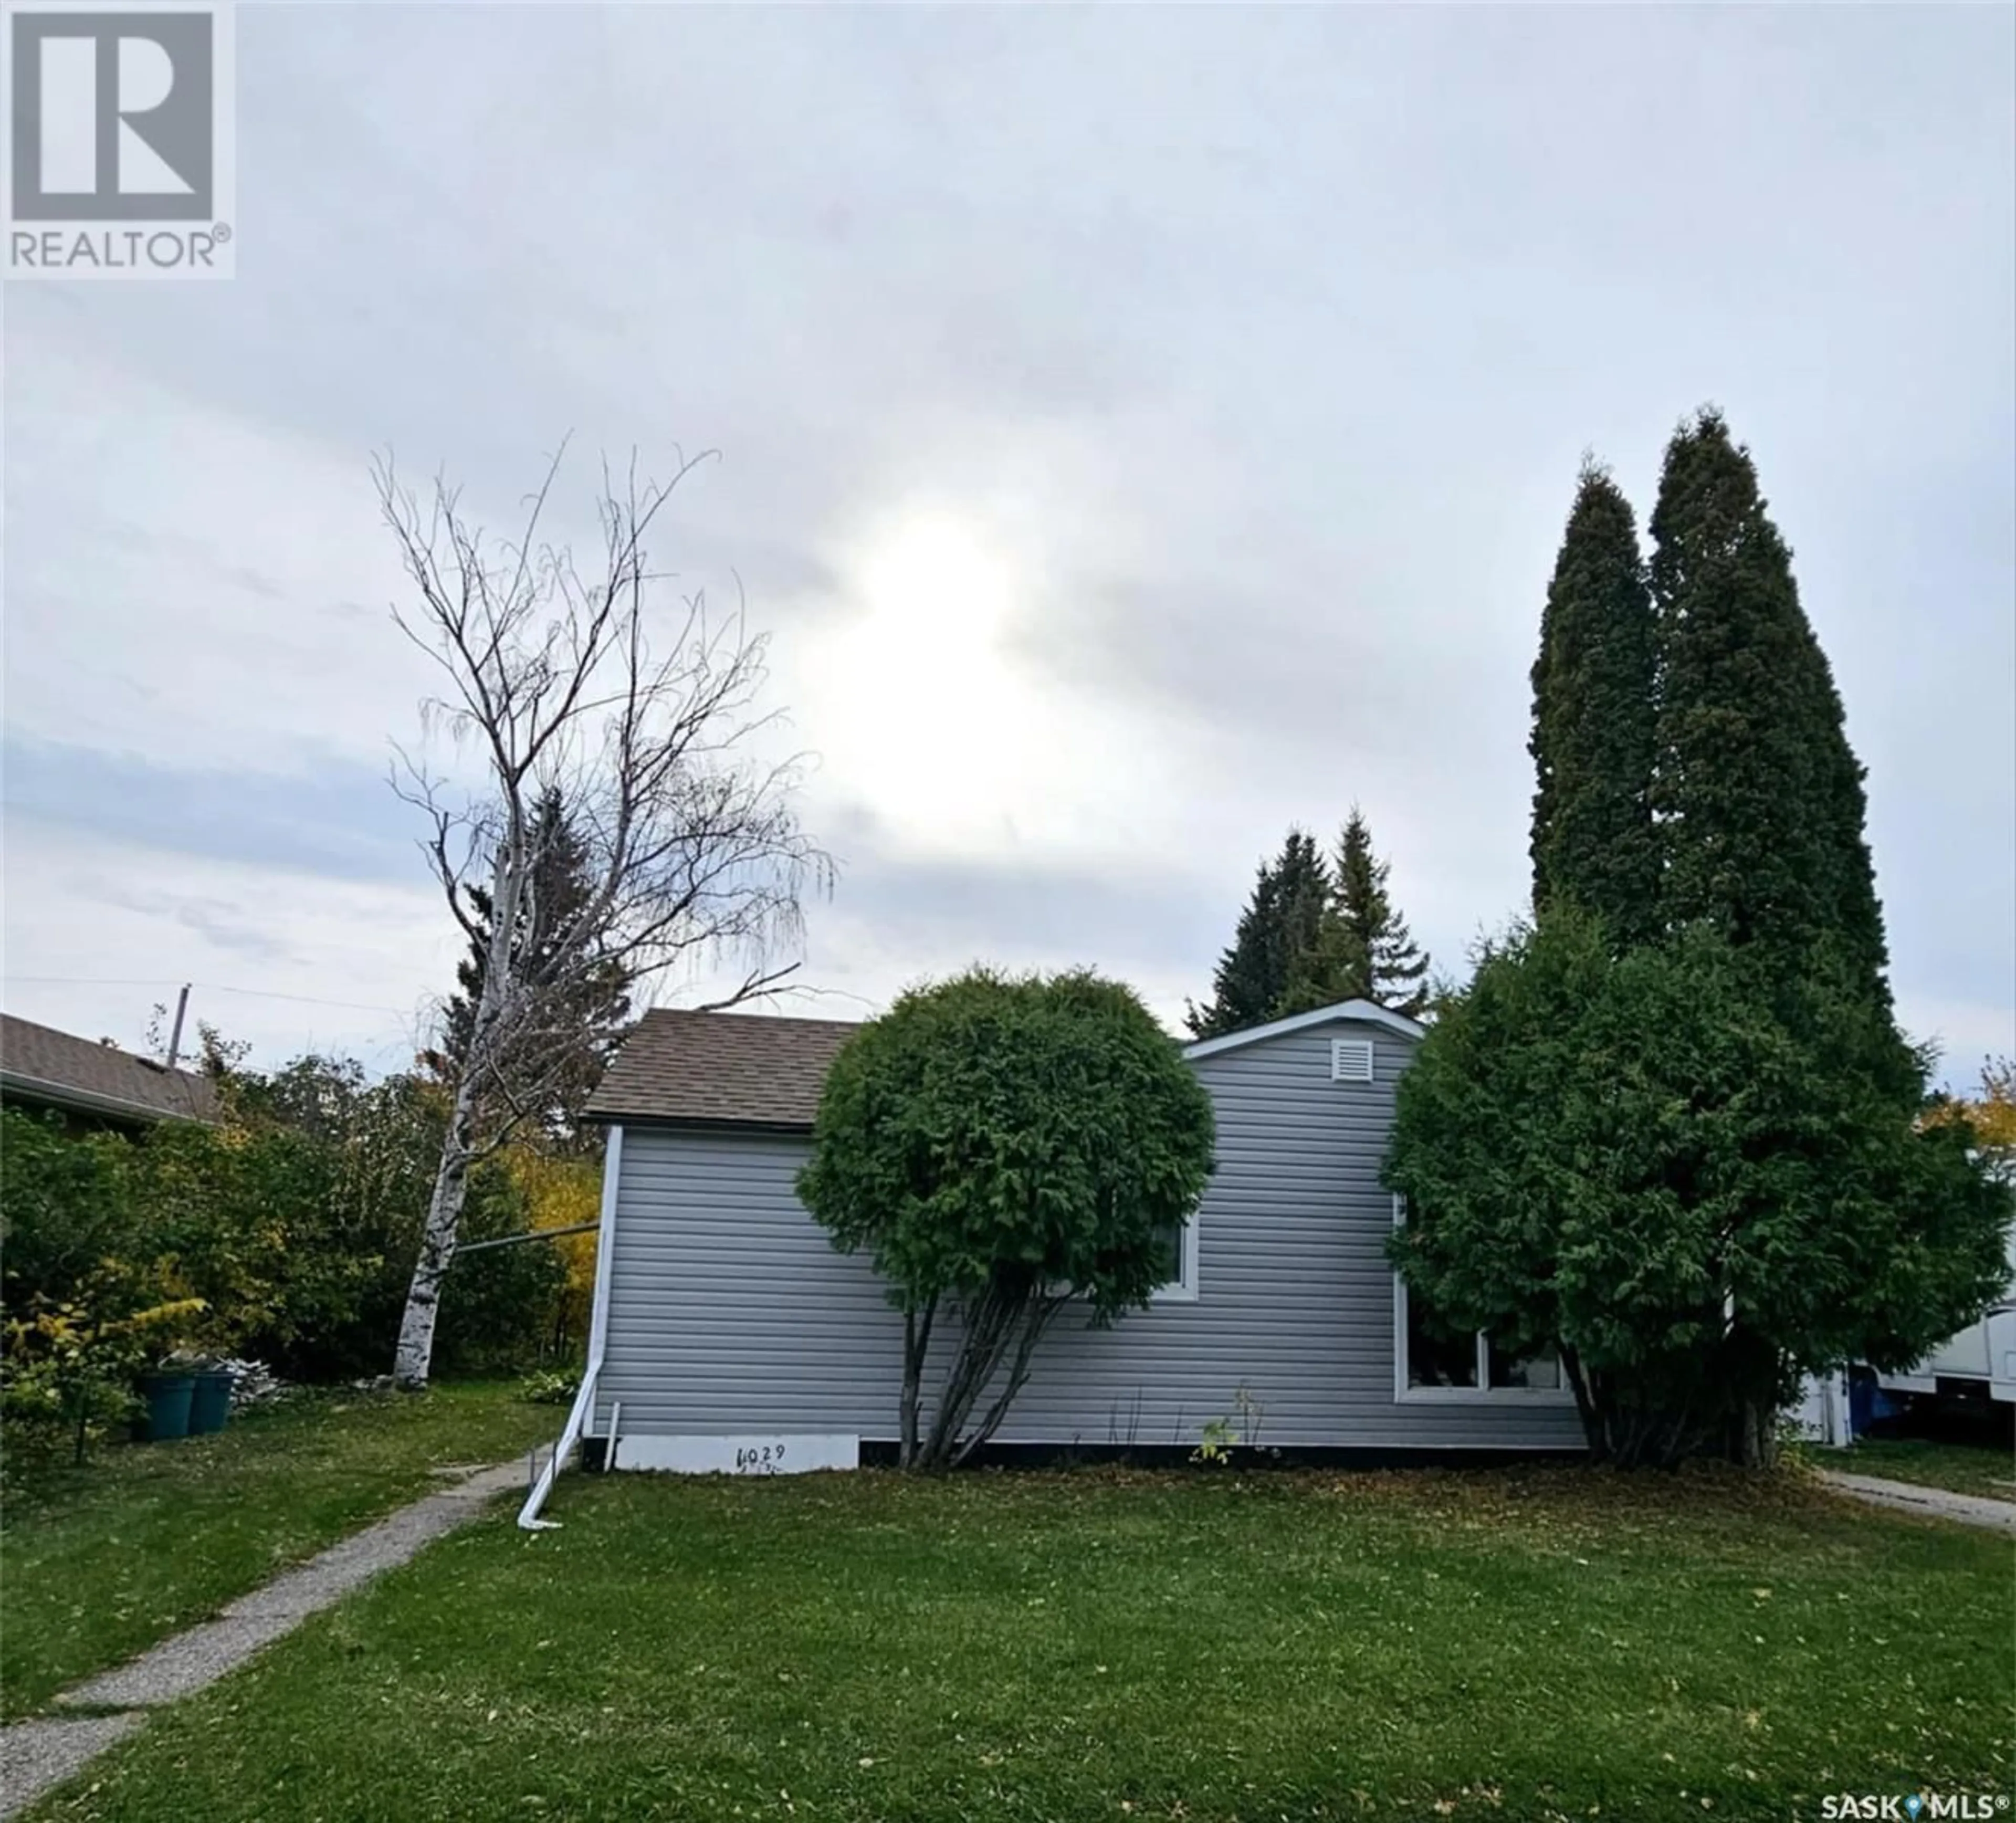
803, 508, 1064, 854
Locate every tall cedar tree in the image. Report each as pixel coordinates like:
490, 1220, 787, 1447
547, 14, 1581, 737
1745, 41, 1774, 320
1529, 464, 1660, 947
1646, 409, 1919, 1456
1395, 415, 2001, 1470
1648, 410, 1892, 1011
1185, 830, 1330, 1039
438, 787, 633, 1141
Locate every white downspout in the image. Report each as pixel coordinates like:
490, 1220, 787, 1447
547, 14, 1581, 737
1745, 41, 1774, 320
518, 1123, 625, 1530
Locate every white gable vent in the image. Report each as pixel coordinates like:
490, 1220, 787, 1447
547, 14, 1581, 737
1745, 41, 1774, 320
1331, 1038, 1375, 1083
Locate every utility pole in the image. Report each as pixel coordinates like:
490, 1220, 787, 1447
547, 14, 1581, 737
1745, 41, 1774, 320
164, 983, 191, 1070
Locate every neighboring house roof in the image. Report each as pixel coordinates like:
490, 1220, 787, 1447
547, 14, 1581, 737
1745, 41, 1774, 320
585, 1009, 860, 1130
0, 1013, 222, 1127
586, 998, 1422, 1131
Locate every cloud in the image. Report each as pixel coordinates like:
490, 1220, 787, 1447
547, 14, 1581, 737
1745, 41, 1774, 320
1, 4, 2007, 1097
4, 736, 415, 885
0, 822, 455, 1071
164, 899, 301, 967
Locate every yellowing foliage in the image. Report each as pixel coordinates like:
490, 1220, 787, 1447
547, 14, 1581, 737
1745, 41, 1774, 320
4, 1295, 208, 1365
502, 1146, 601, 1344
1925, 1057, 2016, 1183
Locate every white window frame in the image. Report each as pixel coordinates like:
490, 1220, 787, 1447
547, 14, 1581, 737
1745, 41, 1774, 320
1051, 1216, 1199, 1306
1331, 1038, 1375, 1083
1149, 1214, 1200, 1304
1389, 1195, 1575, 1405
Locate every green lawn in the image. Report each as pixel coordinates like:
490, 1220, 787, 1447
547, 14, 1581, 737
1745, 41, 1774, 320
1820, 1434, 2016, 1503
0, 1379, 558, 1717
25, 1463, 2012, 1822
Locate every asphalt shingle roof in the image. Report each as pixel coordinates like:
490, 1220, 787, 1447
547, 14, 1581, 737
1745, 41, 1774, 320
584, 1009, 860, 1129
0, 1013, 222, 1125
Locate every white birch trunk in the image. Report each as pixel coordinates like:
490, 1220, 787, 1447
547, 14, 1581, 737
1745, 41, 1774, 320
394, 843, 521, 1391
392, 1081, 478, 1389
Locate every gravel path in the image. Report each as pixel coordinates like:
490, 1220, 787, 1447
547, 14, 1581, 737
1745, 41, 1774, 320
0, 1452, 549, 1820
0, 1716, 144, 1818
1818, 1468, 2016, 1534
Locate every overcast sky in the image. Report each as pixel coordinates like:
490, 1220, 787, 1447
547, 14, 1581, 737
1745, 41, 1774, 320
5, 4, 2012, 1087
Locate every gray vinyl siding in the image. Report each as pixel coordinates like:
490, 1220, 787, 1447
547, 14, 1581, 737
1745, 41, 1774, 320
594, 1019, 1586, 1451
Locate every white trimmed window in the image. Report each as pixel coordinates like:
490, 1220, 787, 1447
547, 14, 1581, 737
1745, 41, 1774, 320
1049, 1219, 1198, 1305
1148, 1216, 1200, 1303
1331, 1038, 1375, 1083
1390, 1196, 1572, 1402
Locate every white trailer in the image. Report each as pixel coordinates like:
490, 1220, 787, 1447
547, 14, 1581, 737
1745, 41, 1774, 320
1874, 1229, 2016, 1410
1788, 1371, 1854, 1447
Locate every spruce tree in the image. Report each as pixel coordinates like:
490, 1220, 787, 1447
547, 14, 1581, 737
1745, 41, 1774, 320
1269, 830, 1334, 1015
1529, 462, 1660, 947
1647, 409, 1891, 1007
1326, 808, 1431, 1017
438, 785, 634, 1138
1186, 830, 1331, 1038
1193, 820, 1434, 1032
1185, 850, 1285, 1039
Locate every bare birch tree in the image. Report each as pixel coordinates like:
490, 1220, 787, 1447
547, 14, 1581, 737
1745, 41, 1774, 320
376, 445, 829, 1390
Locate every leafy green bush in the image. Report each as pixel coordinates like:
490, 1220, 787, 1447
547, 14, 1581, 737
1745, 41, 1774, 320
196, 1062, 563, 1379
799, 967, 1216, 1469
1, 1113, 145, 1316
2, 1295, 205, 1468
2, 1113, 184, 1462
1383, 909, 2013, 1468
2, 1051, 578, 1451
434, 1161, 565, 1377
519, 1368, 581, 1406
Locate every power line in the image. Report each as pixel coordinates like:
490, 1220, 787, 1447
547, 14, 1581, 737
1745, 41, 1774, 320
1, 976, 417, 1017
2, 976, 180, 988
199, 984, 421, 1017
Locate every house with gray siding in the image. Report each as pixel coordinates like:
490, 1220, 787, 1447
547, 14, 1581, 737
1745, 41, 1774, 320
521, 998, 1583, 1520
